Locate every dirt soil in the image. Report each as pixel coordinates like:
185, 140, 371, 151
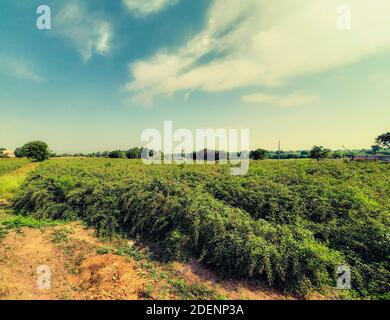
75, 254, 149, 300
0, 221, 300, 300
0, 223, 149, 300
0, 227, 75, 300
172, 259, 294, 300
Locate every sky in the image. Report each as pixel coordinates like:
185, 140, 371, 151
0, 0, 389, 153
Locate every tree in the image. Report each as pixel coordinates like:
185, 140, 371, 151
191, 149, 224, 161
371, 145, 382, 155
14, 147, 25, 158
126, 147, 142, 159
108, 150, 126, 159
376, 132, 390, 148
300, 150, 310, 158
310, 146, 331, 161
332, 150, 346, 159
250, 149, 268, 160
0, 148, 7, 158
21, 141, 50, 162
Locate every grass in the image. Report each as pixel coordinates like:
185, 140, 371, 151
0, 209, 11, 222
169, 278, 225, 300
0, 162, 36, 200
0, 214, 66, 241
0, 159, 29, 176
0, 160, 43, 240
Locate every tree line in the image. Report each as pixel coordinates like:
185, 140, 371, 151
2, 132, 389, 162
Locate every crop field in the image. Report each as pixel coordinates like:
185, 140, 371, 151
10, 158, 390, 299
0, 159, 32, 200
0, 159, 29, 177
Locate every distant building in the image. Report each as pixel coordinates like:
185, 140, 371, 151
354, 155, 390, 163
2, 150, 15, 158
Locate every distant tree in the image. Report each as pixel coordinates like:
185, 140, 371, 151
0, 148, 7, 158
216, 150, 228, 161
14, 147, 25, 158
108, 150, 126, 159
193, 149, 208, 161
192, 151, 198, 160
332, 151, 346, 159
250, 149, 268, 160
300, 150, 310, 158
140, 148, 162, 160
21, 141, 50, 162
286, 152, 299, 159
376, 132, 390, 148
192, 149, 223, 161
310, 146, 331, 161
371, 145, 382, 155
126, 147, 142, 159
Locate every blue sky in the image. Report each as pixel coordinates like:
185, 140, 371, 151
0, 0, 389, 153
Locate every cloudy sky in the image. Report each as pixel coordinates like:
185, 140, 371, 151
0, 0, 389, 153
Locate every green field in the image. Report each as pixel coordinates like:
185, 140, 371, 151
0, 159, 29, 177
6, 158, 390, 299
0, 159, 32, 200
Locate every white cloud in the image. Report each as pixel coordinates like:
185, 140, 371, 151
55, 2, 112, 61
0, 56, 44, 82
124, 0, 390, 106
123, 0, 180, 17
241, 92, 319, 107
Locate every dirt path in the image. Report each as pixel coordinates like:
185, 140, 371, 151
0, 222, 149, 300
0, 219, 300, 300
0, 227, 73, 299
172, 260, 294, 300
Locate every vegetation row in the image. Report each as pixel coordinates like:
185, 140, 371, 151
11, 158, 390, 298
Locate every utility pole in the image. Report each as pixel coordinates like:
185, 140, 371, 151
278, 141, 281, 161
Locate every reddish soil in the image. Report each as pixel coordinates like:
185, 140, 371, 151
0, 222, 318, 300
